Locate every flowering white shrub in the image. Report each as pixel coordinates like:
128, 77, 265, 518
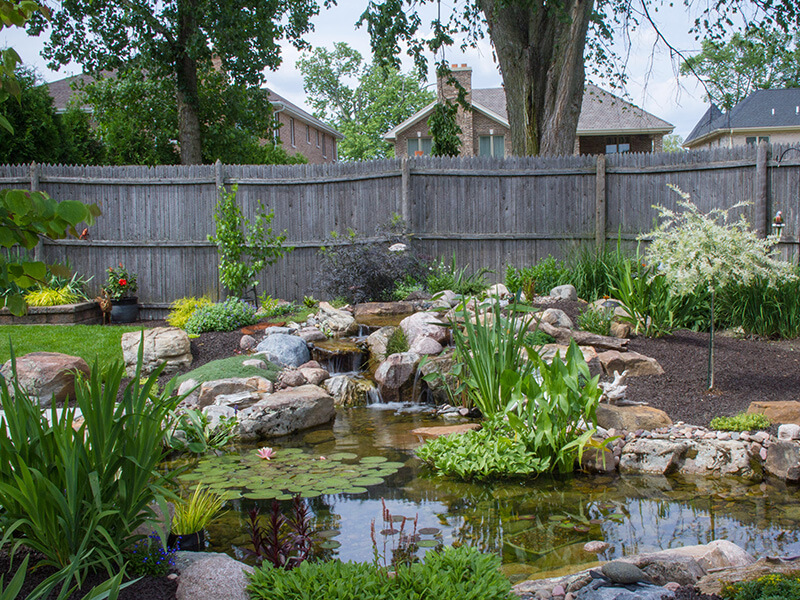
642, 186, 795, 294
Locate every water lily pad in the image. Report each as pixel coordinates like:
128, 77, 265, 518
328, 452, 358, 461
379, 462, 405, 470
391, 515, 408, 523
418, 527, 441, 535
350, 477, 384, 486
317, 530, 340, 538
344, 487, 368, 494
275, 493, 293, 501
380, 528, 399, 535
319, 540, 341, 549
359, 456, 388, 464
417, 540, 440, 548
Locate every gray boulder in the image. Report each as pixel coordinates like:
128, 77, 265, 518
550, 284, 578, 301
318, 302, 358, 336
540, 308, 575, 329
121, 327, 192, 377
197, 377, 272, 408
175, 552, 253, 600
255, 333, 310, 367
0, 352, 90, 407
619, 439, 689, 475
399, 312, 448, 345
238, 384, 335, 441
765, 440, 800, 481
367, 326, 396, 362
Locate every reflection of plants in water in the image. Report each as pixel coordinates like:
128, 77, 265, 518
371, 499, 443, 569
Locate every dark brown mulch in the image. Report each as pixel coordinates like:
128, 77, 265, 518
0, 549, 177, 600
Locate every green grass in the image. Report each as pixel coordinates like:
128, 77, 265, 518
176, 355, 280, 386
0, 325, 144, 366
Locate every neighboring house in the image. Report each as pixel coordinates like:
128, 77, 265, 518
384, 65, 674, 157
683, 89, 800, 150
44, 73, 342, 164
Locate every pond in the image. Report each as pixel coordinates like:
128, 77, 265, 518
173, 406, 800, 581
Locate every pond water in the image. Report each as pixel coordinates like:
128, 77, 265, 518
176, 406, 800, 581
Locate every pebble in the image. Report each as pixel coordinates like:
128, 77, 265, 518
753, 431, 769, 444
583, 541, 610, 553
731, 432, 740, 441
167, 573, 178, 580
716, 431, 731, 441
760, 447, 769, 460
564, 594, 575, 600
664, 582, 681, 591
552, 585, 565, 597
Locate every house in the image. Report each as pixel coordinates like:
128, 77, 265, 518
44, 73, 342, 164
683, 89, 800, 150
384, 65, 674, 157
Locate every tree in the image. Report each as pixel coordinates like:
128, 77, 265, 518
662, 134, 684, 153
77, 65, 306, 166
360, 0, 800, 157
297, 43, 434, 161
643, 186, 794, 389
30, 0, 327, 165
680, 29, 800, 111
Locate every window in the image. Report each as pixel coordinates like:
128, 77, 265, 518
306, 125, 311, 144
289, 117, 295, 147
316, 130, 320, 147
322, 134, 327, 157
479, 135, 505, 157
407, 137, 433, 156
605, 136, 630, 153
746, 136, 770, 145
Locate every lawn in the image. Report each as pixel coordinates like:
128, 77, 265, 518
0, 325, 147, 366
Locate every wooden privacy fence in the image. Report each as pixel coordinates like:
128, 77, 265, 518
1, 143, 799, 318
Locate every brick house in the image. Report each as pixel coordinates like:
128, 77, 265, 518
45, 74, 342, 164
384, 65, 673, 157
683, 89, 800, 150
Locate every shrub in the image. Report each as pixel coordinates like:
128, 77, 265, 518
577, 306, 613, 336
0, 349, 181, 598
317, 230, 428, 304
21, 270, 91, 307
385, 328, 409, 355
104, 263, 138, 300
247, 545, 515, 600
427, 253, 491, 296
24, 286, 81, 306
709, 412, 771, 432
126, 532, 176, 577
722, 573, 800, 600
505, 256, 568, 298
391, 276, 424, 301
716, 274, 800, 339
167, 296, 214, 329
184, 298, 258, 334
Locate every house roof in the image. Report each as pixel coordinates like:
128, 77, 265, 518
43, 72, 342, 138
385, 83, 673, 140
684, 89, 800, 146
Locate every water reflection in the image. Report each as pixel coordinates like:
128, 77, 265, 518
200, 407, 800, 577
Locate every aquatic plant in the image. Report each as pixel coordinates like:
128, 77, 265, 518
179, 448, 403, 499
247, 497, 316, 569
171, 483, 226, 535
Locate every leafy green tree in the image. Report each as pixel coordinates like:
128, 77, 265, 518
681, 29, 800, 111
30, 0, 327, 164
297, 43, 434, 161
662, 134, 684, 153
428, 101, 461, 157
360, 0, 800, 157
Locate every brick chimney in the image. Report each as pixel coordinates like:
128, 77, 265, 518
437, 64, 474, 156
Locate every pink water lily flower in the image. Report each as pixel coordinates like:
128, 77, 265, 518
257, 447, 276, 460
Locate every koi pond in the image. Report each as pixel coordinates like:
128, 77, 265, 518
173, 406, 800, 581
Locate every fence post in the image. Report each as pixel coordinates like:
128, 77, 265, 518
401, 158, 411, 230
595, 154, 606, 253
30, 162, 42, 261
214, 159, 224, 192
755, 142, 769, 237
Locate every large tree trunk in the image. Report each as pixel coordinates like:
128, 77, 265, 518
175, 0, 203, 165
478, 0, 594, 156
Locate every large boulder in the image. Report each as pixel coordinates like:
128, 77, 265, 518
353, 302, 415, 324
597, 404, 672, 431
366, 326, 396, 363
318, 302, 358, 336
0, 352, 90, 407
417, 349, 459, 404
662, 540, 754, 572
399, 312, 449, 345
409, 336, 443, 356
374, 351, 420, 402
596, 350, 664, 377
323, 375, 377, 407
121, 327, 192, 377
765, 440, 800, 481
746, 400, 800, 425
237, 384, 335, 441
540, 308, 574, 329
550, 284, 577, 301
197, 377, 272, 409
175, 552, 253, 600
619, 439, 689, 475
255, 334, 310, 367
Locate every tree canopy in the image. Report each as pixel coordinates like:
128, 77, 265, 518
680, 29, 800, 111
297, 43, 434, 161
29, 0, 332, 164
360, 0, 800, 156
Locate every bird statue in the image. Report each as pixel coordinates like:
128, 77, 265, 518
774, 210, 784, 225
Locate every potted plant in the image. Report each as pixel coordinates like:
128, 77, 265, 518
104, 263, 139, 323
168, 483, 225, 551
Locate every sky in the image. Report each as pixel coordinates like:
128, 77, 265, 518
1, 1, 716, 139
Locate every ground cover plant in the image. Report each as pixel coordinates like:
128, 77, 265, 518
0, 348, 182, 598
709, 412, 771, 432
184, 298, 259, 334
21, 271, 91, 307
175, 355, 279, 386
576, 306, 613, 336
167, 296, 214, 329
246, 545, 515, 600
722, 573, 800, 600
0, 324, 141, 366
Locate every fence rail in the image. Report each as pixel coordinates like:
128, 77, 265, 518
2, 142, 799, 318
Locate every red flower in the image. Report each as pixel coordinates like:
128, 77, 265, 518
119, 278, 127, 286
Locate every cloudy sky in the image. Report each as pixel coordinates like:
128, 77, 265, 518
1, 1, 716, 139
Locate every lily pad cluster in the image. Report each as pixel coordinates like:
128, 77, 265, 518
179, 448, 404, 501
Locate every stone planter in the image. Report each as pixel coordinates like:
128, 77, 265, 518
111, 297, 139, 323
0, 301, 102, 325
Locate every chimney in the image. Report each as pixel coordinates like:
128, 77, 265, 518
436, 64, 474, 156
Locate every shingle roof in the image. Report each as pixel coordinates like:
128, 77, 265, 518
684, 89, 800, 145
390, 84, 673, 137
267, 89, 343, 139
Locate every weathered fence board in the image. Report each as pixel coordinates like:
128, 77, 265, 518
2, 144, 799, 318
